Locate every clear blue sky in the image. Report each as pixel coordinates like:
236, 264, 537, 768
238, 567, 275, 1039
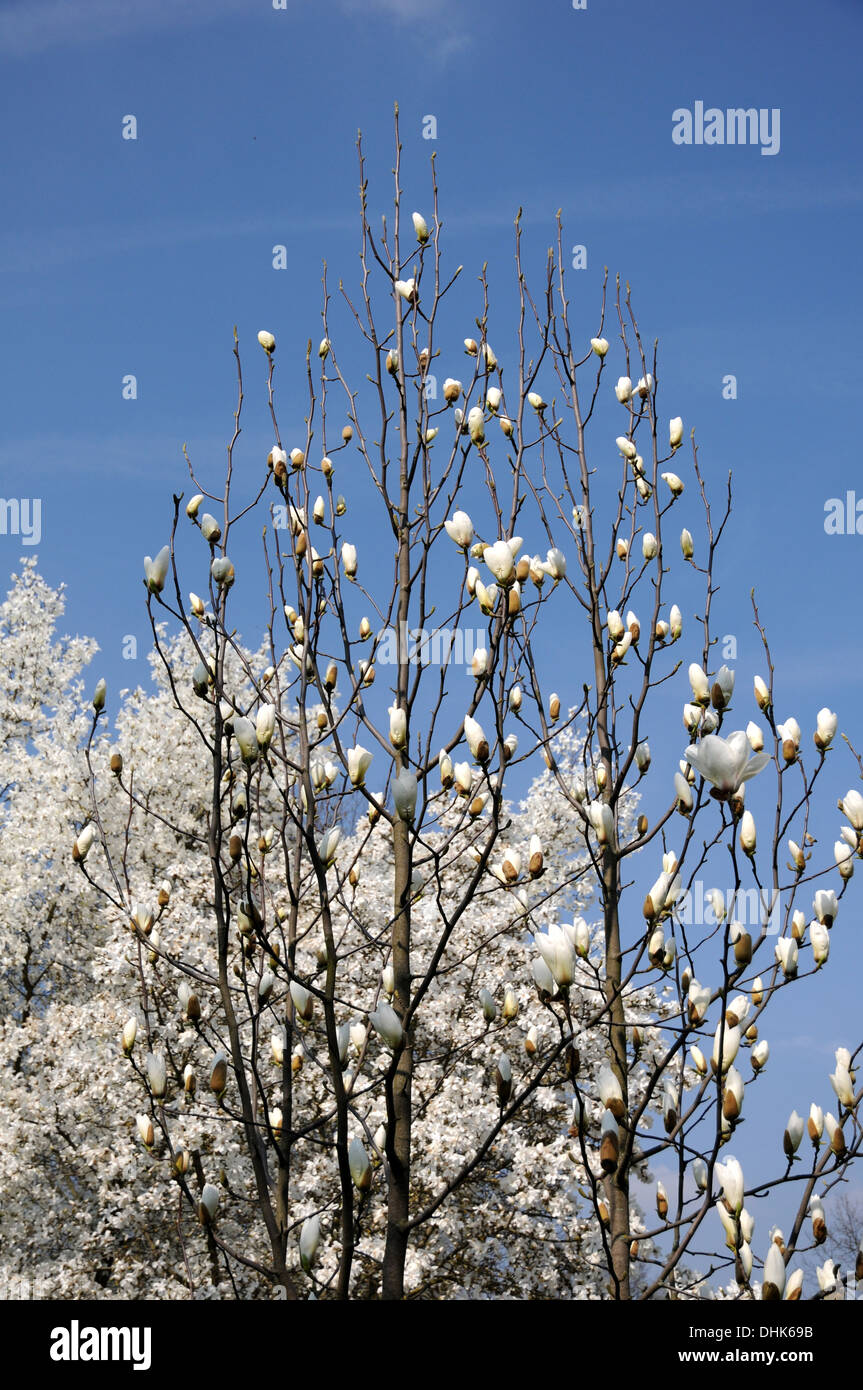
2, 0, 862, 1259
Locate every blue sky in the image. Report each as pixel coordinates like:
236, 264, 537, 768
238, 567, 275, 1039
2, 0, 863, 1270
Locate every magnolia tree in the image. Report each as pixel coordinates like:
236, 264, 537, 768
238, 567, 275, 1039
68, 114, 862, 1301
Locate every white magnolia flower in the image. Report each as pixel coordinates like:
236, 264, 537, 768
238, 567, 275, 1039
318, 826, 342, 867
812, 891, 837, 932
669, 416, 684, 449
535, 924, 576, 989
829, 1062, 855, 1108
774, 936, 798, 978
815, 707, 837, 749
615, 376, 633, 403
717, 1155, 744, 1214
691, 1156, 709, 1191
784, 1110, 804, 1156
389, 704, 407, 749
839, 789, 863, 830
347, 745, 373, 787
232, 717, 259, 764
444, 510, 474, 547
299, 1214, 321, 1271
412, 210, 429, 243
256, 704, 276, 749
684, 730, 769, 796
464, 715, 489, 762
763, 1242, 786, 1300
136, 1114, 154, 1149
144, 546, 170, 594
590, 336, 609, 357
370, 1004, 403, 1050
392, 770, 418, 822
483, 540, 515, 583
810, 920, 830, 967
544, 547, 567, 580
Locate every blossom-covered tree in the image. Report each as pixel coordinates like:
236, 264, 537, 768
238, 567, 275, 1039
6, 111, 861, 1302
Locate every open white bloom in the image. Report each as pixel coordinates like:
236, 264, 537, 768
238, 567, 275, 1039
813, 889, 838, 927
615, 375, 632, 403
535, 924, 576, 988
445, 510, 474, 547
685, 730, 769, 796
544, 547, 567, 580
590, 336, 609, 356
394, 277, 417, 303
484, 540, 515, 583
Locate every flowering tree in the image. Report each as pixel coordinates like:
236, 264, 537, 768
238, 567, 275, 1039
60, 111, 863, 1300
